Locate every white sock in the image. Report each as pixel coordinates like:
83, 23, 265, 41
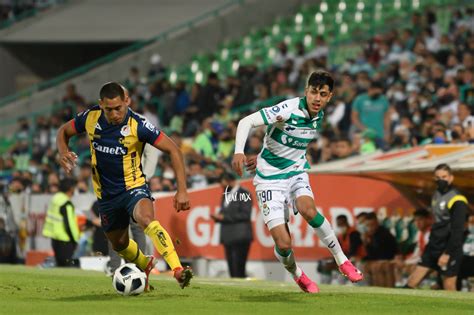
274, 247, 302, 278
314, 219, 348, 266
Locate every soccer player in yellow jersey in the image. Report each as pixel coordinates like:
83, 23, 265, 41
57, 82, 192, 290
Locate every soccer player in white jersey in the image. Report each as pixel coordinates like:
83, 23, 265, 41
232, 71, 363, 293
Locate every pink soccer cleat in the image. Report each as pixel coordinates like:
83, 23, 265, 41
294, 270, 319, 293
338, 260, 363, 283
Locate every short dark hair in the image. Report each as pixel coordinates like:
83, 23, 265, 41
336, 215, 348, 223
59, 178, 77, 193
99, 82, 125, 100
356, 212, 368, 220
307, 70, 334, 92
434, 163, 452, 174
413, 208, 431, 218
365, 212, 378, 221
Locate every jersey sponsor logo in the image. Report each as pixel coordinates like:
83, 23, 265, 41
281, 134, 307, 148
120, 125, 130, 136
92, 141, 127, 155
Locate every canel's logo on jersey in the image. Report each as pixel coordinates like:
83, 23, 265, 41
92, 142, 127, 155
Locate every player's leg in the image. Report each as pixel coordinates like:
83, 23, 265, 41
98, 198, 150, 273
406, 265, 431, 288
105, 227, 150, 270
130, 219, 147, 254
132, 197, 192, 289
295, 195, 363, 282
269, 221, 319, 293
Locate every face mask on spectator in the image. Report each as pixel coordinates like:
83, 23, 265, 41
435, 179, 450, 193
356, 223, 367, 234
433, 137, 445, 144
335, 226, 347, 235
413, 115, 421, 125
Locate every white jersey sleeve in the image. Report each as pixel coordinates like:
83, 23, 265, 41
259, 101, 294, 125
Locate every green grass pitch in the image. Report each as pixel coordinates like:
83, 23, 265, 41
1, 265, 473, 315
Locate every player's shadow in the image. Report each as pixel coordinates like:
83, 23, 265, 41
214, 291, 305, 303
55, 292, 179, 302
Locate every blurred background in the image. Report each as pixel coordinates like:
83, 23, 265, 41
0, 0, 473, 290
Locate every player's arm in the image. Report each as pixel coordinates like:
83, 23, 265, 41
153, 133, 190, 212
56, 120, 79, 174
232, 111, 266, 177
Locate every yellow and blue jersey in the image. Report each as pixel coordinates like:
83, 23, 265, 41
72, 105, 162, 199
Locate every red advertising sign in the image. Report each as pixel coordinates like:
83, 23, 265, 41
154, 174, 414, 261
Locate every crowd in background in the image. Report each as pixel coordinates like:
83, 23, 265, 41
318, 210, 474, 291
0, 4, 473, 290
1, 6, 473, 195
0, 0, 58, 25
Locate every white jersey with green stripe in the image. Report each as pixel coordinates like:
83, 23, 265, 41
256, 96, 323, 180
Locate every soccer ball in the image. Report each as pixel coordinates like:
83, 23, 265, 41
112, 263, 147, 296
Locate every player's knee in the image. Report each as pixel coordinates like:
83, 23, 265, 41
274, 239, 292, 252
112, 238, 129, 251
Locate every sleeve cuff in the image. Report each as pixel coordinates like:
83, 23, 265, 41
259, 110, 269, 125
153, 132, 164, 145
70, 120, 77, 133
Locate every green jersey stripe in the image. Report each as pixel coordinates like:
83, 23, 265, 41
256, 169, 305, 180
261, 148, 296, 170
259, 110, 269, 125
270, 127, 312, 149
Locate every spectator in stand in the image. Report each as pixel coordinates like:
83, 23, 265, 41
62, 83, 86, 111
352, 80, 391, 149
393, 208, 432, 287
317, 214, 364, 284
362, 212, 398, 287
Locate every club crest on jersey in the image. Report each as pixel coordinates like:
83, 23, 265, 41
262, 203, 270, 216
120, 125, 131, 136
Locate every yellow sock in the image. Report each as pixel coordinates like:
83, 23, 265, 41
117, 239, 149, 271
144, 220, 182, 270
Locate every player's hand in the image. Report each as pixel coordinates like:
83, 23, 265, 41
437, 253, 450, 269
245, 155, 257, 173
174, 191, 190, 212
232, 153, 247, 177
210, 213, 224, 222
59, 151, 78, 173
